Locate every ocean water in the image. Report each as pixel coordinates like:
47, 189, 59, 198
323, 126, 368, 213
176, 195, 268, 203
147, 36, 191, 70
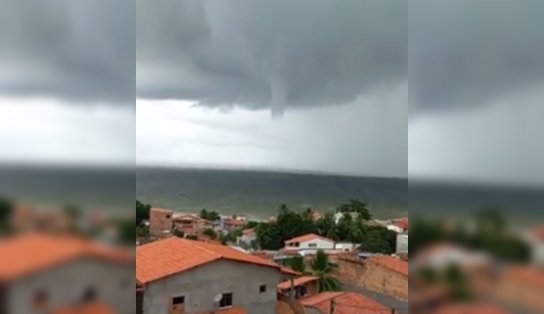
136, 167, 408, 219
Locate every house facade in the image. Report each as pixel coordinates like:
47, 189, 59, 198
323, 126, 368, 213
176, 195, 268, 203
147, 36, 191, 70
136, 237, 295, 314
0, 234, 133, 314
283, 234, 335, 253
149, 208, 173, 238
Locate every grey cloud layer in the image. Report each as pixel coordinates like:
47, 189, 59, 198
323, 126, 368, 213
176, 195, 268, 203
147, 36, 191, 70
0, 0, 134, 104
410, 0, 544, 113
137, 0, 407, 114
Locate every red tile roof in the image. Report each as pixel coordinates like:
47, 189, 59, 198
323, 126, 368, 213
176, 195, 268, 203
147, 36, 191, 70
284, 233, 334, 244
369, 255, 409, 276
433, 304, 508, 314
52, 302, 114, 314
0, 233, 131, 281
224, 218, 245, 226
136, 237, 287, 284
299, 292, 390, 314
277, 276, 319, 291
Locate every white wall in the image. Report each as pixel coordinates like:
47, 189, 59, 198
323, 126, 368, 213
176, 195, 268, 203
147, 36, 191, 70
8, 257, 134, 314
143, 259, 282, 314
295, 238, 335, 250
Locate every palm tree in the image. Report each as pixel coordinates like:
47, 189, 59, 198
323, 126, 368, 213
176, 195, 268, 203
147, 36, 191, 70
308, 250, 342, 292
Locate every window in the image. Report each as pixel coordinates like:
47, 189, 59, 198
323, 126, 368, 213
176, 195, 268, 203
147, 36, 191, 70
172, 296, 185, 305
259, 285, 267, 293
82, 287, 97, 303
166, 215, 171, 219
308, 243, 317, 248
170, 295, 185, 312
33, 290, 47, 309
219, 292, 233, 308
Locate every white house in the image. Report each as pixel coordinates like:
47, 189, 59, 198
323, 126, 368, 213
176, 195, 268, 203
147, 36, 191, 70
386, 217, 408, 234
283, 234, 335, 253
334, 242, 356, 251
237, 228, 257, 249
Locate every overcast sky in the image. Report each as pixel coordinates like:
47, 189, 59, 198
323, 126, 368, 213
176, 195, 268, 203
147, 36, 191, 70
409, 0, 544, 187
0, 0, 134, 165
137, 0, 408, 178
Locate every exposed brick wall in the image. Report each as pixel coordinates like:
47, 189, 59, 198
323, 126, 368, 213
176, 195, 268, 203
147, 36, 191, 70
149, 208, 173, 237
332, 255, 408, 301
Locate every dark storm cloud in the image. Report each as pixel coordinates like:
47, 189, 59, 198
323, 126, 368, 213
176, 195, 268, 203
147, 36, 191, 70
0, 0, 134, 104
410, 0, 544, 113
137, 0, 407, 115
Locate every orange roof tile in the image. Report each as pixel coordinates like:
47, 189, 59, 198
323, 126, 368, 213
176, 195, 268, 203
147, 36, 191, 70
502, 266, 544, 288
0, 233, 130, 281
369, 255, 409, 276
433, 304, 508, 314
300, 292, 390, 314
136, 237, 285, 284
52, 302, 114, 314
284, 233, 333, 244
277, 301, 295, 314
278, 276, 319, 291
394, 217, 408, 230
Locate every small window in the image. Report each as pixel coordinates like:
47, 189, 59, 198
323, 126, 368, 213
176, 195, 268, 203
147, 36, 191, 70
259, 285, 267, 293
172, 296, 185, 305
166, 215, 171, 219
82, 287, 97, 303
308, 243, 317, 248
33, 290, 47, 309
219, 292, 233, 308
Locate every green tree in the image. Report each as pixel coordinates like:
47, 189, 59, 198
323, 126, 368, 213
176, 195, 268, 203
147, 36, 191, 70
316, 212, 337, 240
199, 209, 220, 221
116, 217, 135, 244
202, 228, 218, 239
336, 200, 371, 221
308, 250, 341, 292
136, 200, 151, 226
284, 256, 306, 273
0, 196, 13, 233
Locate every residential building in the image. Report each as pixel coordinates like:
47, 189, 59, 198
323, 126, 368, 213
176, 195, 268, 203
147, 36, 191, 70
222, 217, 245, 232
0, 233, 133, 314
173, 213, 214, 236
237, 228, 257, 248
333, 242, 356, 251
277, 276, 319, 299
136, 237, 297, 314
387, 217, 408, 234
149, 208, 173, 238
283, 234, 335, 253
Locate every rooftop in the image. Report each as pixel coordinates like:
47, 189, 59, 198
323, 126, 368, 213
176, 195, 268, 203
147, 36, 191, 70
136, 237, 293, 284
284, 233, 334, 244
0, 233, 130, 282
277, 276, 319, 291
369, 255, 409, 276
299, 292, 389, 314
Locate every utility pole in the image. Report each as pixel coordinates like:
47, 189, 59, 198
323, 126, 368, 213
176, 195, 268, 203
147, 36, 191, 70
329, 299, 335, 314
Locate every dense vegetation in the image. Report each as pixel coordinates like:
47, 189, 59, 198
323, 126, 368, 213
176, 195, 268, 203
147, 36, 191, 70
255, 200, 396, 253
410, 208, 530, 262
